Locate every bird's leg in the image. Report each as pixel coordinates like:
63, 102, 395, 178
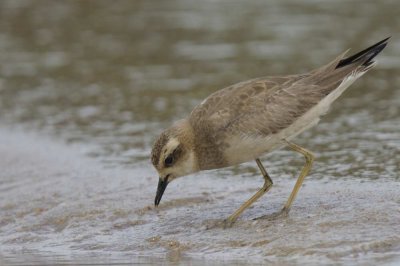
224, 158, 273, 228
281, 140, 314, 214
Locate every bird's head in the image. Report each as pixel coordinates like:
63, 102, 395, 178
151, 120, 198, 206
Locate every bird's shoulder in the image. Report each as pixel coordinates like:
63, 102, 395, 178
189, 74, 307, 130
189, 75, 302, 122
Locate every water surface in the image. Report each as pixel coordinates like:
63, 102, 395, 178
0, 0, 399, 265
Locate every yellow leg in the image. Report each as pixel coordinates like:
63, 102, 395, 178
282, 140, 314, 214
224, 158, 273, 227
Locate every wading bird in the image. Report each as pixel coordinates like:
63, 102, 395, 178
151, 38, 389, 227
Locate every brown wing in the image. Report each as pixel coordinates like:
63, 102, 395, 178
189, 76, 319, 137
188, 51, 349, 138
189, 75, 305, 128
220, 82, 325, 137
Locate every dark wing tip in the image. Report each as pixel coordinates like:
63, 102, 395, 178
336, 37, 390, 69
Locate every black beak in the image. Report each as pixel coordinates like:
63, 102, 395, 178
154, 176, 169, 206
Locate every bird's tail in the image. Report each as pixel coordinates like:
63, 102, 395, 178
298, 37, 390, 100
335, 37, 390, 69
306, 37, 390, 88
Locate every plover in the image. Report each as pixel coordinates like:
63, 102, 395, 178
151, 38, 389, 227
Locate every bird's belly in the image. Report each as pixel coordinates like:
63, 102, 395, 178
223, 116, 321, 166
223, 135, 274, 166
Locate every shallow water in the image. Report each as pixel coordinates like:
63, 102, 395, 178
0, 0, 399, 265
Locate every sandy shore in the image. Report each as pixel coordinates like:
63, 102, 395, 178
0, 128, 399, 265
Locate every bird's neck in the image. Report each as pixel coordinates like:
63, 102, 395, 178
172, 119, 200, 172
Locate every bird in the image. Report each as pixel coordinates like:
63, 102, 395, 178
150, 37, 389, 227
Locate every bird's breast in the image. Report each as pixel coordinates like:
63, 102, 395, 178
193, 129, 229, 170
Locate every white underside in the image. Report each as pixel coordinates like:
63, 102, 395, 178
225, 70, 367, 165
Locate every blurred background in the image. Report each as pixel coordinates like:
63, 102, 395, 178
0, 0, 398, 169
0, 0, 399, 264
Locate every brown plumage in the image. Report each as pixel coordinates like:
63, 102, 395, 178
151, 38, 389, 224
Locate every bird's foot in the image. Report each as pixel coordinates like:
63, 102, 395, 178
223, 217, 237, 229
253, 207, 290, 221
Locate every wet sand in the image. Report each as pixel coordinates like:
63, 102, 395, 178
1, 128, 399, 265
0, 1, 399, 265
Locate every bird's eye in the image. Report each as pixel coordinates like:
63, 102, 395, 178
164, 155, 173, 166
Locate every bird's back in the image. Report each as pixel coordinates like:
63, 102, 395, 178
188, 38, 389, 169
